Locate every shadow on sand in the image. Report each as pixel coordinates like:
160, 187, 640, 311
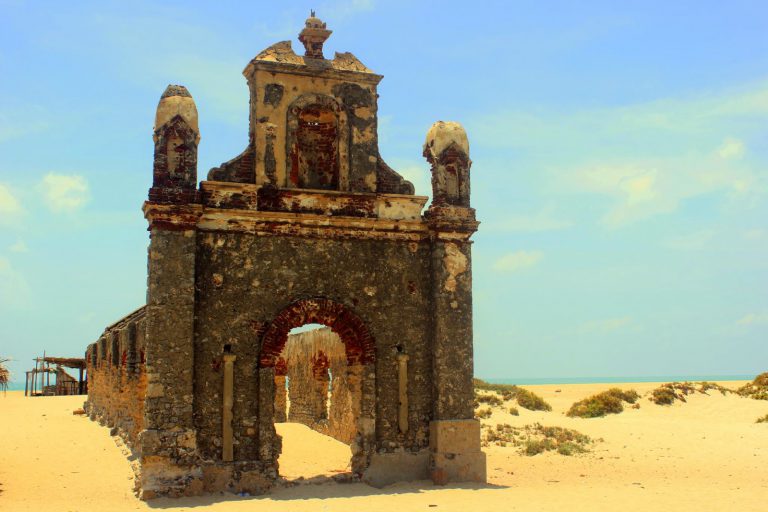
146, 479, 507, 509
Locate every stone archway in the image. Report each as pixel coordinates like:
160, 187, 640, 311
258, 298, 376, 476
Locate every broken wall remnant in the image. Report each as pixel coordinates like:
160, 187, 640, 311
84, 13, 484, 499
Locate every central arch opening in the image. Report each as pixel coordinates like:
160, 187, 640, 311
273, 324, 355, 480
260, 298, 375, 482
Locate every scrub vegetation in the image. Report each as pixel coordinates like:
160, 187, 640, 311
566, 388, 640, 418
482, 422, 595, 456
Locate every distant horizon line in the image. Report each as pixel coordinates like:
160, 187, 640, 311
481, 374, 757, 385
3, 373, 758, 391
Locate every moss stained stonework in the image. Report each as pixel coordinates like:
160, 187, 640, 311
84, 14, 485, 499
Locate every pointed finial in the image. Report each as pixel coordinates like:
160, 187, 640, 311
299, 12, 332, 59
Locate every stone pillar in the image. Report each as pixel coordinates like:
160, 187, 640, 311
139, 224, 202, 498
222, 354, 236, 462
424, 121, 486, 485
273, 376, 287, 423
397, 353, 409, 434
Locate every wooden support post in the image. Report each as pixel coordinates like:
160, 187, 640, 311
222, 354, 236, 462
78, 368, 84, 395
397, 353, 409, 434
24, 372, 29, 397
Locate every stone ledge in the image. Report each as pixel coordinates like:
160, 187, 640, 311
429, 419, 483, 454
363, 450, 430, 487
430, 451, 487, 485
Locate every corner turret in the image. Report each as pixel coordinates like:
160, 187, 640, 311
149, 85, 200, 204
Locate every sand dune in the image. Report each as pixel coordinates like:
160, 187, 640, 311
1, 382, 766, 511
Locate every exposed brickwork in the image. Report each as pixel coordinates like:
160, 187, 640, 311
259, 298, 375, 367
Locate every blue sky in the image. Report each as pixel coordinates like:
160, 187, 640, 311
1, 0, 766, 383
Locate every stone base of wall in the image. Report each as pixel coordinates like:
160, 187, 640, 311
138, 458, 277, 500
362, 450, 430, 487
428, 419, 487, 485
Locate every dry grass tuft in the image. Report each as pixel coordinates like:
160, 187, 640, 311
482, 422, 594, 456
756, 413, 768, 424
737, 372, 768, 401
509, 406, 519, 416
649, 381, 733, 405
474, 378, 552, 411
566, 388, 640, 418
475, 407, 493, 419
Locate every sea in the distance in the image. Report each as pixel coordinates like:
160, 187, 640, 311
3, 374, 756, 392
484, 375, 755, 385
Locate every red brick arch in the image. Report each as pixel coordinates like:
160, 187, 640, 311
259, 298, 375, 367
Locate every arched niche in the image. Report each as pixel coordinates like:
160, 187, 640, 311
286, 94, 349, 191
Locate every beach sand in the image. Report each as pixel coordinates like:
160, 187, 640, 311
1, 382, 766, 511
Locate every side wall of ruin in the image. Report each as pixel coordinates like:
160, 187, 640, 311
85, 310, 147, 448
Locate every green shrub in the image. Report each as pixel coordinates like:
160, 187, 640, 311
474, 379, 551, 411
650, 380, 739, 405
737, 373, 768, 401
516, 388, 552, 411
482, 422, 594, 456
567, 388, 640, 418
476, 393, 504, 407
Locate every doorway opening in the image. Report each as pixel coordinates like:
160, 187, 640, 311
273, 324, 357, 480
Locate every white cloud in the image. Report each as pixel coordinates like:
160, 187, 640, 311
493, 250, 543, 273
392, 162, 432, 199
717, 138, 745, 160
737, 312, 768, 326
0, 183, 22, 217
469, 80, 767, 227
578, 316, 634, 334
9, 240, 28, 253
40, 173, 90, 213
568, 155, 758, 228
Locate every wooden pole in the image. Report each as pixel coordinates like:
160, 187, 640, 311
78, 367, 84, 394
24, 372, 29, 397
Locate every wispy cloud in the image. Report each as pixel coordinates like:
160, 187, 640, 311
40, 173, 90, 213
663, 229, 717, 251
0, 257, 31, 309
469, 79, 768, 227
9, 240, 28, 253
0, 183, 23, 224
737, 312, 768, 326
493, 250, 543, 273
0, 105, 50, 142
578, 316, 634, 334
717, 137, 745, 160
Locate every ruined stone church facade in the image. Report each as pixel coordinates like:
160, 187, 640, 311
85, 15, 484, 498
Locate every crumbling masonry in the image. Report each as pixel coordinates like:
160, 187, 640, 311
84, 14, 485, 498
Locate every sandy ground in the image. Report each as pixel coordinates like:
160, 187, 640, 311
1, 382, 766, 511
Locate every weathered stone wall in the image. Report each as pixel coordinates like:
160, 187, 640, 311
190, 232, 435, 467
84, 309, 147, 448
85, 15, 484, 499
